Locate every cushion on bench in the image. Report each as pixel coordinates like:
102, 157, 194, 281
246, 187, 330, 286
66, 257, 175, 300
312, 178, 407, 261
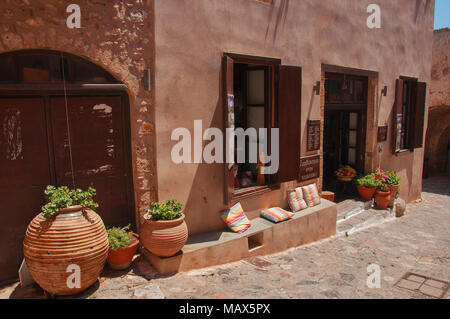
220, 202, 251, 233
260, 207, 294, 223
287, 187, 308, 212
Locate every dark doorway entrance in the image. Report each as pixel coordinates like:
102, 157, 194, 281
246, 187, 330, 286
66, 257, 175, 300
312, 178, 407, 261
323, 73, 367, 201
0, 50, 135, 284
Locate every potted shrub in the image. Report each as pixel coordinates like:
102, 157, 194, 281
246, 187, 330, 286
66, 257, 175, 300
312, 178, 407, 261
23, 186, 108, 296
141, 199, 188, 257
385, 171, 401, 207
106, 225, 139, 270
373, 169, 391, 209
354, 173, 379, 200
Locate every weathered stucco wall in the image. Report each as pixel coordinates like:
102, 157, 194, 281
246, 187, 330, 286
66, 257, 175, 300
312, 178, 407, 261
154, 0, 434, 235
425, 28, 450, 175
0, 0, 157, 227
430, 28, 450, 107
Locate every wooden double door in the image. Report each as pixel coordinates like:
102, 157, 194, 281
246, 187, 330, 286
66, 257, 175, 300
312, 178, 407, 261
0, 94, 135, 284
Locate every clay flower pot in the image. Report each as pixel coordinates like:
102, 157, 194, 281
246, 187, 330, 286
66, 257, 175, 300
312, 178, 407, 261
141, 213, 188, 257
107, 233, 140, 270
388, 184, 400, 207
375, 190, 391, 209
23, 206, 108, 296
356, 186, 377, 200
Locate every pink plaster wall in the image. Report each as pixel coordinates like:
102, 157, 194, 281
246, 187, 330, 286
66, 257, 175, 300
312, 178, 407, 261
154, 0, 434, 235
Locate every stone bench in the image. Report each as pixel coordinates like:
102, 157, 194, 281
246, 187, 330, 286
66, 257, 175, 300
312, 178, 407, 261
140, 199, 337, 275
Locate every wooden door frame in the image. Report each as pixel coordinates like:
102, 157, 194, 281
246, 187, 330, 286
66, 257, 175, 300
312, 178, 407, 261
0, 86, 136, 228
324, 71, 368, 175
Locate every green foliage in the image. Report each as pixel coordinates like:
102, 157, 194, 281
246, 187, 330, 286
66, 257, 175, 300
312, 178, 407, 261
377, 183, 390, 192
354, 173, 380, 188
385, 171, 401, 186
106, 225, 136, 250
41, 185, 99, 219
147, 199, 183, 221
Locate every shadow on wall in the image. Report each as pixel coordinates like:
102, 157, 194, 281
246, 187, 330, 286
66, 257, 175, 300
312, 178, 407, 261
424, 106, 450, 175
182, 67, 226, 236
265, 0, 290, 44
385, 100, 415, 201
415, 0, 434, 24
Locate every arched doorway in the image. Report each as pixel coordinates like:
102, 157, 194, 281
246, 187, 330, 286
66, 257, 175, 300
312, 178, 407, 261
0, 50, 135, 284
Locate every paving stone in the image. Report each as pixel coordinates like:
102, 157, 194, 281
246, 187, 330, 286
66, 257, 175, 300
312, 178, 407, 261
133, 284, 165, 299
419, 285, 444, 298
296, 281, 319, 286
1, 175, 449, 300
396, 279, 422, 291
340, 273, 355, 282
424, 279, 447, 289
407, 274, 426, 284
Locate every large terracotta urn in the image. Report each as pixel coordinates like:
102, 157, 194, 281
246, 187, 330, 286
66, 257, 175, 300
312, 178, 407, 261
23, 206, 108, 295
141, 214, 188, 257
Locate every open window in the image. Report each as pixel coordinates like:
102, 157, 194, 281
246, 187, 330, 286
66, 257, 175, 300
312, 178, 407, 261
393, 77, 427, 153
222, 53, 301, 206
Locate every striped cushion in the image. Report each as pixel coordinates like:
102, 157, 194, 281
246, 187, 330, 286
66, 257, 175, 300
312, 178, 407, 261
220, 202, 251, 233
302, 183, 321, 207
260, 207, 293, 223
287, 188, 308, 212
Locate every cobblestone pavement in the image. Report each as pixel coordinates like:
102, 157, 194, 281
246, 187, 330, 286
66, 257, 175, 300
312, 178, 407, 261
1, 175, 449, 299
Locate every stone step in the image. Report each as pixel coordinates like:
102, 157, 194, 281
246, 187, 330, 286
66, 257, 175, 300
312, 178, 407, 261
337, 207, 395, 236
336, 199, 373, 223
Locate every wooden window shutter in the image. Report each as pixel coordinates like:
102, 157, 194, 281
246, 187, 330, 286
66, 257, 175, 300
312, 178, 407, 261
222, 55, 235, 206
277, 65, 301, 183
412, 82, 427, 148
392, 78, 404, 153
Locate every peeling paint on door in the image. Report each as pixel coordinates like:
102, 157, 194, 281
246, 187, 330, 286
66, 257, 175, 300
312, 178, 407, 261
2, 108, 23, 161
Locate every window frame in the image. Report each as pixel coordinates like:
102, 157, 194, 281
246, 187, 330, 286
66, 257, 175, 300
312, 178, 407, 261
393, 76, 427, 154
223, 53, 281, 205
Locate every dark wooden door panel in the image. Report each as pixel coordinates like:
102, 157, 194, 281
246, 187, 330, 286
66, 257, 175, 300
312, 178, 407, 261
0, 97, 51, 284
277, 65, 302, 183
50, 96, 131, 227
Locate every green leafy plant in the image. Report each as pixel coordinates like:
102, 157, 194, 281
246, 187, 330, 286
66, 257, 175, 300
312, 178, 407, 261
354, 173, 380, 188
385, 171, 401, 186
106, 225, 136, 250
377, 182, 390, 192
41, 185, 99, 219
147, 199, 183, 221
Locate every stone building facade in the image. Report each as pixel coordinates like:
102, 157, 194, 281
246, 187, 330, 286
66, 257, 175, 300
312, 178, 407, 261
425, 28, 450, 175
0, 0, 435, 282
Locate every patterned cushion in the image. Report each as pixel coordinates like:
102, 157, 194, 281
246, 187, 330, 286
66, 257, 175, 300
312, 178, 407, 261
287, 188, 309, 212
260, 207, 293, 223
220, 202, 251, 233
302, 183, 321, 207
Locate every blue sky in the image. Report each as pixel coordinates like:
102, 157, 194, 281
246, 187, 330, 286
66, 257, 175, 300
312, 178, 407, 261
434, 0, 450, 29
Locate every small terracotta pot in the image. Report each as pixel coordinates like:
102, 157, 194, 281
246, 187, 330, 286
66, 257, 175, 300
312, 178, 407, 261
356, 186, 377, 200
388, 184, 400, 207
141, 214, 188, 257
375, 190, 391, 209
107, 233, 139, 270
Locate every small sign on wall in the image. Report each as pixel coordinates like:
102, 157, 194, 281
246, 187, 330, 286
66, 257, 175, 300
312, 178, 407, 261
307, 120, 321, 152
299, 155, 320, 182
377, 126, 388, 142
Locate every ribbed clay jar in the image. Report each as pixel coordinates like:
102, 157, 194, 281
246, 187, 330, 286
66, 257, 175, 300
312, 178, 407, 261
23, 206, 108, 295
141, 214, 188, 257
